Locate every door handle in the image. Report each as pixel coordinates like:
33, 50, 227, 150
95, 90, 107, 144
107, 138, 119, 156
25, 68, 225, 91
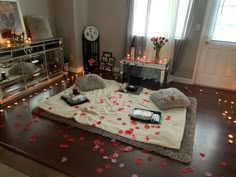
205, 36, 211, 44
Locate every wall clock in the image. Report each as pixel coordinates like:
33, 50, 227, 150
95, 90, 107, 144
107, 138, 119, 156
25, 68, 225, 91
83, 26, 99, 41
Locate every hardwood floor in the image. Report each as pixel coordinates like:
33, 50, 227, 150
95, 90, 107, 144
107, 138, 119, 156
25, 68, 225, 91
0, 74, 236, 177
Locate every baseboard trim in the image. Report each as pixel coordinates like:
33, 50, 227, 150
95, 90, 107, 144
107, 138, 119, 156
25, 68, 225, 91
172, 76, 194, 85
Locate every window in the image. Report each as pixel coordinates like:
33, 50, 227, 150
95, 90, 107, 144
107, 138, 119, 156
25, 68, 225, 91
212, 0, 236, 42
132, 0, 193, 39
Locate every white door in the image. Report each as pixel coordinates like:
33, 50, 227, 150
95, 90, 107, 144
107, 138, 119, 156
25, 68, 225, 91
195, 0, 236, 90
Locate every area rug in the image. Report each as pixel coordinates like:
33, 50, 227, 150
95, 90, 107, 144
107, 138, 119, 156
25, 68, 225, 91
33, 97, 197, 164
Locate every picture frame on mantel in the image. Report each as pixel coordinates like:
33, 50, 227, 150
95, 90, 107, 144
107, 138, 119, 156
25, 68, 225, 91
0, 0, 27, 43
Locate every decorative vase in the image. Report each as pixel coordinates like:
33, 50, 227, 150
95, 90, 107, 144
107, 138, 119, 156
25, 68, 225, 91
155, 48, 160, 61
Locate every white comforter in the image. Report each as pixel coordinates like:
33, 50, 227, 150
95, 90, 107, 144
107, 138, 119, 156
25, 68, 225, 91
38, 80, 186, 149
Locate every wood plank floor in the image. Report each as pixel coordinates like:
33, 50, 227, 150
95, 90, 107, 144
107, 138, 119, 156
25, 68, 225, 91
0, 74, 236, 177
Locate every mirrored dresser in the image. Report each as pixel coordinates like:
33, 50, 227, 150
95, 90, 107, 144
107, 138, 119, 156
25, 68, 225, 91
0, 38, 64, 106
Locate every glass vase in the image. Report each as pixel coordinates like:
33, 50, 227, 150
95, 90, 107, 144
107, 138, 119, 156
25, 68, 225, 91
155, 48, 160, 61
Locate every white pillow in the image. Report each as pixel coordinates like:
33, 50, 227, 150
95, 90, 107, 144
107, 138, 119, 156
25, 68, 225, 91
8, 62, 37, 75
150, 88, 190, 110
75, 74, 106, 91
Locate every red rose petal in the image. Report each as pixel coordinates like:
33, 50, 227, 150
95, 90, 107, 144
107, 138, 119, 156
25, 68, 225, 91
165, 116, 171, 120
200, 153, 206, 157
155, 132, 160, 135
147, 156, 153, 161
105, 164, 111, 169
131, 120, 137, 125
80, 137, 85, 141
48, 107, 52, 110
160, 161, 166, 166
220, 161, 227, 167
68, 138, 75, 142
97, 121, 101, 125
91, 124, 96, 128
118, 130, 123, 134
64, 134, 69, 139
142, 149, 148, 154
118, 108, 124, 111
96, 168, 103, 173
57, 129, 63, 133
135, 126, 140, 130
135, 158, 143, 165
59, 144, 69, 148
146, 136, 150, 141
15, 123, 20, 128
144, 92, 149, 94
117, 118, 122, 121
80, 112, 86, 116
170, 96, 175, 101
74, 105, 79, 108
100, 116, 105, 119
144, 124, 150, 129
122, 122, 126, 126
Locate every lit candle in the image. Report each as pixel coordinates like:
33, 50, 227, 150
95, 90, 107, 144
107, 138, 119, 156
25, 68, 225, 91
228, 134, 234, 138
127, 54, 130, 58
228, 139, 234, 144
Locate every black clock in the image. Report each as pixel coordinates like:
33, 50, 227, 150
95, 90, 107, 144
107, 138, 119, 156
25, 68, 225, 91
82, 26, 100, 72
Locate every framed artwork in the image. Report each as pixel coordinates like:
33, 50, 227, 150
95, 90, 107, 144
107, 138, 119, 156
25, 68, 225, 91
99, 62, 105, 70
0, 0, 26, 43
103, 51, 112, 58
101, 56, 108, 62
105, 65, 112, 72
108, 57, 115, 66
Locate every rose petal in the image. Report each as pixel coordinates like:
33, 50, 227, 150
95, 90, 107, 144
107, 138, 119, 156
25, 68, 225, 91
59, 144, 69, 148
117, 118, 122, 121
205, 172, 212, 177
147, 156, 153, 161
111, 158, 117, 163
79, 137, 85, 141
102, 156, 109, 160
105, 164, 111, 169
165, 116, 171, 120
220, 161, 227, 167
61, 157, 67, 163
119, 163, 125, 168
135, 158, 143, 165
132, 174, 138, 177
68, 138, 75, 142
160, 161, 166, 166
15, 123, 20, 128
200, 153, 206, 157
96, 168, 103, 173
155, 132, 160, 135
144, 124, 150, 129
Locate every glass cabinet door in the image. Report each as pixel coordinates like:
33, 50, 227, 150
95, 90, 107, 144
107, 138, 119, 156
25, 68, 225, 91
46, 49, 63, 78
23, 53, 48, 88
0, 58, 26, 99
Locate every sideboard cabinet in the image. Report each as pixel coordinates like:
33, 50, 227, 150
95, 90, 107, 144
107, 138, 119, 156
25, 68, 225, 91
0, 38, 64, 106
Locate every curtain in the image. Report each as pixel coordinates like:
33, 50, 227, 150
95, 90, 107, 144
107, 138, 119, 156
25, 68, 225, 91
171, 0, 200, 74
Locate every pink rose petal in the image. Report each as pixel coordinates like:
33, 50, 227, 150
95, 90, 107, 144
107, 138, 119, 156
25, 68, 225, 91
61, 157, 67, 163
205, 172, 212, 177
220, 161, 227, 167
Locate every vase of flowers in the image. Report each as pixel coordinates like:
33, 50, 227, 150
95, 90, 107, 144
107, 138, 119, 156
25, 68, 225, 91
151, 37, 168, 61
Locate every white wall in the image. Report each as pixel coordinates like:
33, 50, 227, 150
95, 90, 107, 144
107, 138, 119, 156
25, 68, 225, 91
54, 0, 88, 72
18, 0, 56, 36
88, 0, 127, 67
